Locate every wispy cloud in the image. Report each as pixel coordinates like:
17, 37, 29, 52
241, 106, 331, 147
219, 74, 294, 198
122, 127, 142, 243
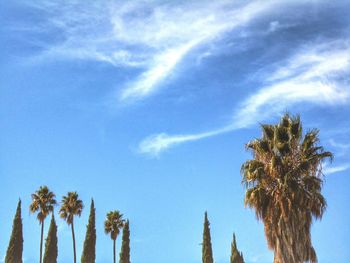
323, 164, 350, 175
17, 1, 350, 156
117, 0, 283, 101
328, 139, 350, 157
139, 41, 350, 156
27, 0, 288, 102
139, 125, 235, 156
234, 42, 350, 128
119, 40, 199, 101
329, 139, 350, 150
268, 21, 281, 32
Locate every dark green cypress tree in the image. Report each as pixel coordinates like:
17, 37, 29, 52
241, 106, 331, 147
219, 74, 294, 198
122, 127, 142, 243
43, 214, 58, 263
81, 199, 96, 263
240, 252, 244, 263
119, 220, 130, 263
202, 212, 213, 263
230, 233, 244, 263
5, 200, 23, 263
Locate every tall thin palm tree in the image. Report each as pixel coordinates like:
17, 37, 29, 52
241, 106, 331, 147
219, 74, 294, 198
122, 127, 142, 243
59, 192, 83, 263
104, 211, 125, 263
30, 186, 56, 263
241, 114, 332, 263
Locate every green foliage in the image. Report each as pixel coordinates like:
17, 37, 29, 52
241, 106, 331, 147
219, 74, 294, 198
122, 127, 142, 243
242, 113, 333, 263
43, 215, 58, 263
5, 200, 23, 263
202, 212, 214, 263
119, 220, 131, 263
81, 199, 97, 263
230, 233, 244, 263
59, 192, 83, 225
29, 186, 56, 223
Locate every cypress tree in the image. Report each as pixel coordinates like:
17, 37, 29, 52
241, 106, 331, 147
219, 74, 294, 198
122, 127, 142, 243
5, 199, 23, 263
240, 252, 244, 263
202, 212, 213, 263
230, 233, 244, 263
43, 214, 58, 263
119, 220, 130, 263
81, 199, 96, 263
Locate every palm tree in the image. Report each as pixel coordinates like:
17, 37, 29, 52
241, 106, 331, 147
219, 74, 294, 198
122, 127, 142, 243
241, 114, 332, 263
30, 186, 56, 263
59, 192, 83, 263
104, 211, 125, 263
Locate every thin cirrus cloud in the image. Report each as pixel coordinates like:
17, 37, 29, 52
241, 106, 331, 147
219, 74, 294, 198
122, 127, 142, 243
323, 164, 350, 175
117, 0, 282, 101
138, 41, 350, 156
27, 0, 286, 102
119, 40, 199, 101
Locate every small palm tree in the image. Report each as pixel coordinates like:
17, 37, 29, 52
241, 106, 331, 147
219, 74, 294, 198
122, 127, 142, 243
30, 186, 56, 263
241, 114, 332, 263
59, 192, 83, 263
104, 211, 125, 263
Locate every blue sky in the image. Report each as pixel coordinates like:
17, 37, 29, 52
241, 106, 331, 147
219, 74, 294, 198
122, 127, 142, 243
0, 0, 350, 262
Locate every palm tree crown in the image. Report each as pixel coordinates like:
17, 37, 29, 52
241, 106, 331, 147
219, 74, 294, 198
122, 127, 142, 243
30, 186, 56, 223
59, 192, 83, 224
241, 114, 332, 263
104, 210, 125, 240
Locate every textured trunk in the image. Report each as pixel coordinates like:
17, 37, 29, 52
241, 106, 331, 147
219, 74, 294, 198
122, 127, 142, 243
71, 220, 77, 263
40, 220, 44, 263
273, 254, 283, 263
273, 237, 284, 263
113, 239, 116, 263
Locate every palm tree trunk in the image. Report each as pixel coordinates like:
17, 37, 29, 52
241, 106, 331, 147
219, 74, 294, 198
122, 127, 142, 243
113, 239, 116, 263
71, 220, 77, 263
273, 239, 283, 263
273, 255, 282, 263
40, 220, 44, 263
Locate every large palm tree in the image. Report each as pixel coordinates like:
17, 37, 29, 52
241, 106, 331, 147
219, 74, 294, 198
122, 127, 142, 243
104, 211, 125, 263
241, 114, 332, 263
30, 186, 56, 263
59, 192, 83, 263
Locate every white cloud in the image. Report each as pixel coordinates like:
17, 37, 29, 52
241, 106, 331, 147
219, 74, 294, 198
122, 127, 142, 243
20, 1, 350, 156
329, 139, 350, 150
267, 42, 350, 82
268, 21, 280, 32
139, 125, 235, 156
112, 0, 286, 101
328, 139, 350, 157
120, 40, 199, 101
323, 164, 350, 175
28, 0, 287, 101
138, 41, 350, 155
234, 81, 349, 129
